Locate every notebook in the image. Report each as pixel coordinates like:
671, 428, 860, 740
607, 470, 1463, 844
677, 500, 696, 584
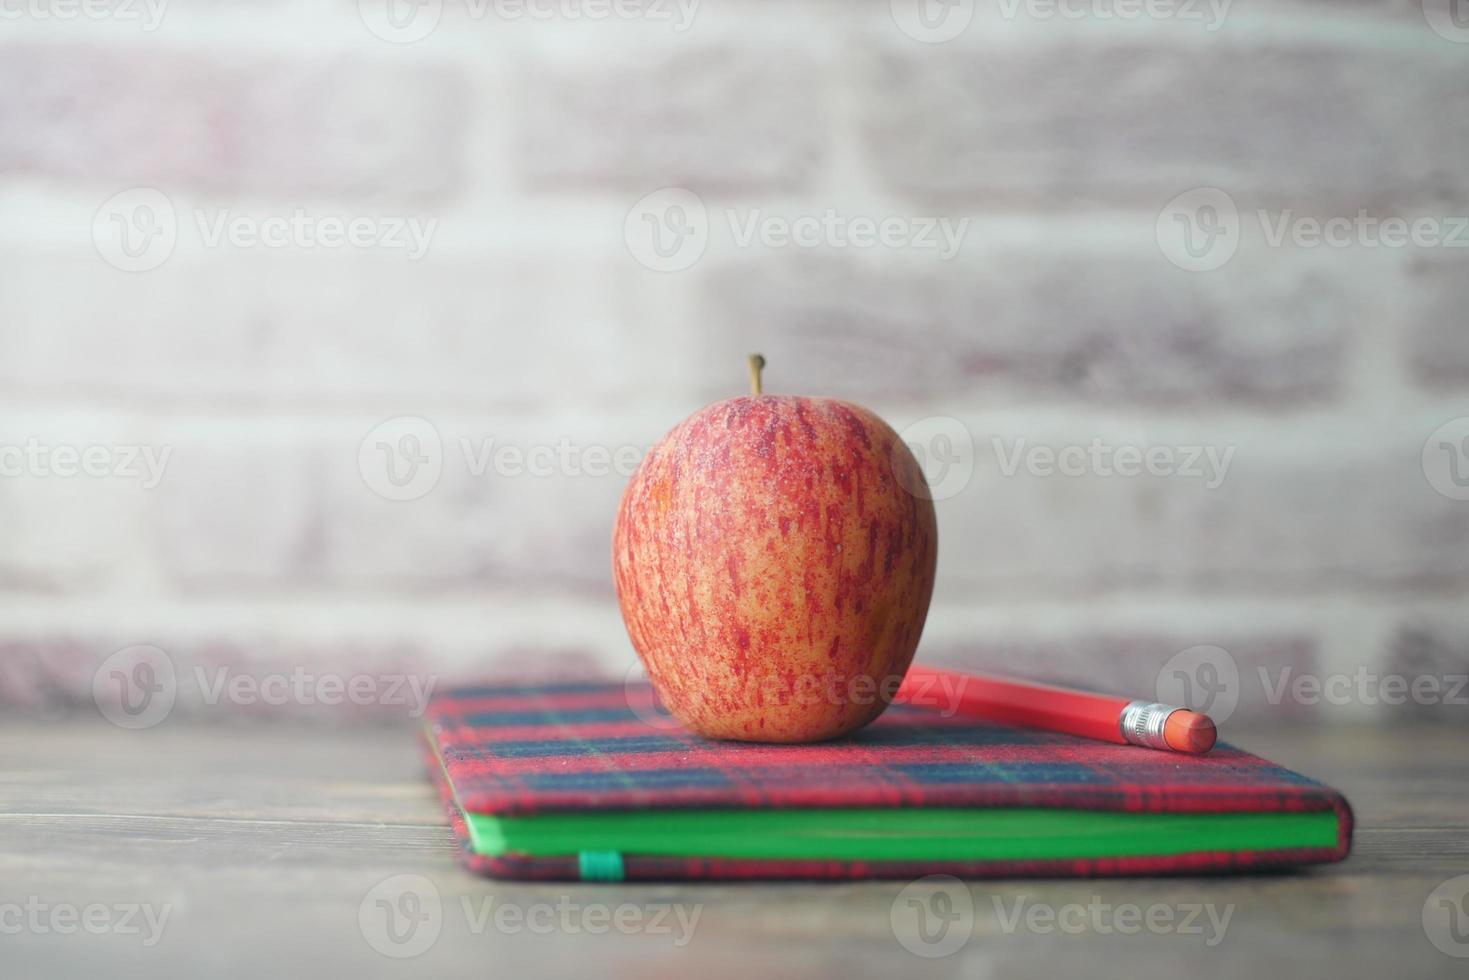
422, 681, 1353, 881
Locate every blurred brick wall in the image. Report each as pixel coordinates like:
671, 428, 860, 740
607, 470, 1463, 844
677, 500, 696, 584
1, 2, 1467, 726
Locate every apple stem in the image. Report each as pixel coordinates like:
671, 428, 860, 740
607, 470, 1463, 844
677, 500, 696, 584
748, 353, 766, 396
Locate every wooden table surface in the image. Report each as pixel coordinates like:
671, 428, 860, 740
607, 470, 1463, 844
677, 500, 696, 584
2, 719, 1466, 979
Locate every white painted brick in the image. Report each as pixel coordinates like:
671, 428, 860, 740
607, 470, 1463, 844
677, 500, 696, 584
321, 410, 1468, 603
517, 44, 826, 190
0, 637, 94, 713
152, 434, 322, 587
1406, 253, 1469, 388
0, 479, 145, 592
0, 249, 664, 411
698, 246, 1355, 405
862, 34, 1468, 204
1386, 618, 1469, 720
0, 414, 158, 593
0, 253, 268, 402
257, 252, 658, 411
318, 414, 669, 594
0, 6, 1462, 729
926, 412, 1469, 597
0, 46, 464, 197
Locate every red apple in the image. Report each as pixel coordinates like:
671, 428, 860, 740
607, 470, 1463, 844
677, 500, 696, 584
613, 356, 938, 742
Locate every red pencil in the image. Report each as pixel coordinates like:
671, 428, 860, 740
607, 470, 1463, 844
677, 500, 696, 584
895, 666, 1217, 754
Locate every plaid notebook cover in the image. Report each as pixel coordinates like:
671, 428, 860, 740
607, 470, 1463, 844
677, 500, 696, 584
423, 681, 1353, 881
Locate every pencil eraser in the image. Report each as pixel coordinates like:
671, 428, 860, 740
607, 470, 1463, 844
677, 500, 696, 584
1164, 711, 1217, 754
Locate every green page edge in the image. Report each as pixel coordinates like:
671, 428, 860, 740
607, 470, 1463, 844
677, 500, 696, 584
433, 734, 1339, 862
466, 806, 1338, 862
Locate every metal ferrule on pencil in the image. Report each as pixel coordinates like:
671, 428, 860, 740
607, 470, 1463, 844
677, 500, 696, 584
1120, 701, 1179, 751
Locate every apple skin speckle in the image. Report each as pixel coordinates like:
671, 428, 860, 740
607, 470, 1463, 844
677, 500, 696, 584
612, 394, 938, 743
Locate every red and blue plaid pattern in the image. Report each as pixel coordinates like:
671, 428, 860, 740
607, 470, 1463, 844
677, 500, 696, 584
424, 681, 1353, 881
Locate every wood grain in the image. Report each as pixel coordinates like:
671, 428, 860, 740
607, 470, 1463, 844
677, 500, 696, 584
1, 720, 1465, 979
